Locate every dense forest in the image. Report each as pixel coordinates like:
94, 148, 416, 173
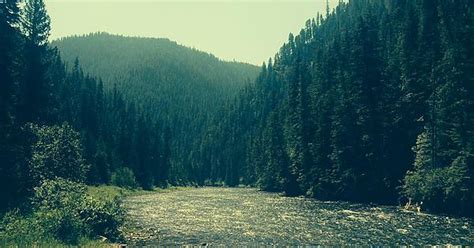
199, 0, 473, 216
0, 0, 258, 213
52, 34, 259, 183
0, 0, 174, 211
1, 0, 473, 224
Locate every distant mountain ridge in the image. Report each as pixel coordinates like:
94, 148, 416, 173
52, 32, 258, 105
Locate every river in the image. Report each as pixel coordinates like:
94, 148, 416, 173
123, 187, 473, 246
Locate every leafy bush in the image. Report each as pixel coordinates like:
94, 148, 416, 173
35, 207, 86, 244
80, 195, 125, 241
0, 209, 44, 244
403, 131, 473, 215
403, 165, 471, 212
0, 179, 125, 244
31, 178, 88, 243
26, 123, 90, 183
32, 177, 87, 210
111, 167, 139, 189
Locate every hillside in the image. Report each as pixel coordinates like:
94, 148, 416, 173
53, 33, 258, 118
52, 33, 260, 181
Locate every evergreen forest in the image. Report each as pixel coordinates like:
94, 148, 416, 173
0, 0, 473, 245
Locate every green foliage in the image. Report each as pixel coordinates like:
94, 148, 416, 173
0, 0, 22, 210
53, 33, 259, 184
111, 167, 139, 189
404, 130, 473, 215
33, 178, 124, 242
19, 0, 56, 124
0, 209, 44, 244
403, 163, 470, 213
80, 194, 125, 241
412, 130, 433, 171
0, 179, 125, 245
27, 122, 89, 183
201, 0, 474, 216
34, 207, 86, 244
32, 177, 87, 211
21, 0, 51, 47
87, 185, 129, 201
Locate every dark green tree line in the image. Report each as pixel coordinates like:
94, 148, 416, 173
203, 0, 473, 217
0, 0, 171, 211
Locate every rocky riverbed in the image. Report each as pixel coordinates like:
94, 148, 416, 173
122, 187, 473, 246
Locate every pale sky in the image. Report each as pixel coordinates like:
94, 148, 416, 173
45, 0, 340, 65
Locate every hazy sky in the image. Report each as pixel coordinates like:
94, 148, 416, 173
45, 0, 339, 65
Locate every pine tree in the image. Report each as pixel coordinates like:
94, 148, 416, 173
0, 0, 21, 210
208, 0, 473, 216
19, 0, 53, 124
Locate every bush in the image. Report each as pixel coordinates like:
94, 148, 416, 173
31, 178, 88, 244
80, 195, 125, 241
35, 207, 86, 244
111, 167, 139, 189
403, 131, 473, 216
403, 165, 471, 214
26, 123, 90, 183
0, 209, 44, 244
0, 179, 125, 245
32, 177, 87, 210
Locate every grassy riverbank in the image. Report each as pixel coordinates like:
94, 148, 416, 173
0, 184, 185, 247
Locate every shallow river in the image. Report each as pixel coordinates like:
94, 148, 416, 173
123, 187, 473, 246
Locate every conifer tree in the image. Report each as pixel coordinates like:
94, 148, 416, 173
20, 0, 53, 124
0, 0, 21, 210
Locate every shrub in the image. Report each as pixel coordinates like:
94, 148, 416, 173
80, 195, 125, 241
32, 179, 89, 244
0, 209, 44, 244
111, 167, 139, 189
403, 130, 473, 215
34, 207, 85, 244
0, 179, 126, 245
32, 177, 87, 210
26, 122, 90, 183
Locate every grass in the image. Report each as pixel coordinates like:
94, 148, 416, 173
86, 185, 132, 201
86, 185, 188, 201
151, 186, 191, 193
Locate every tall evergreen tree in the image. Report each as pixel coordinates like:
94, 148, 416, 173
0, 0, 21, 210
19, 0, 53, 124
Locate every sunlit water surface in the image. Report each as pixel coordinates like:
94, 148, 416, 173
123, 187, 473, 246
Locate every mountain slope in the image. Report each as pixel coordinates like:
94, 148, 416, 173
52, 33, 260, 181
53, 33, 258, 118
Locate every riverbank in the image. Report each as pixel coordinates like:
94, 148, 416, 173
0, 185, 193, 247
2, 186, 473, 246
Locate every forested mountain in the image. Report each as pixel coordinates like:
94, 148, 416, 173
52, 33, 259, 182
2, 0, 473, 221
203, 0, 474, 216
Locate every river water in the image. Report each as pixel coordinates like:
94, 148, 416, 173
123, 187, 473, 246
